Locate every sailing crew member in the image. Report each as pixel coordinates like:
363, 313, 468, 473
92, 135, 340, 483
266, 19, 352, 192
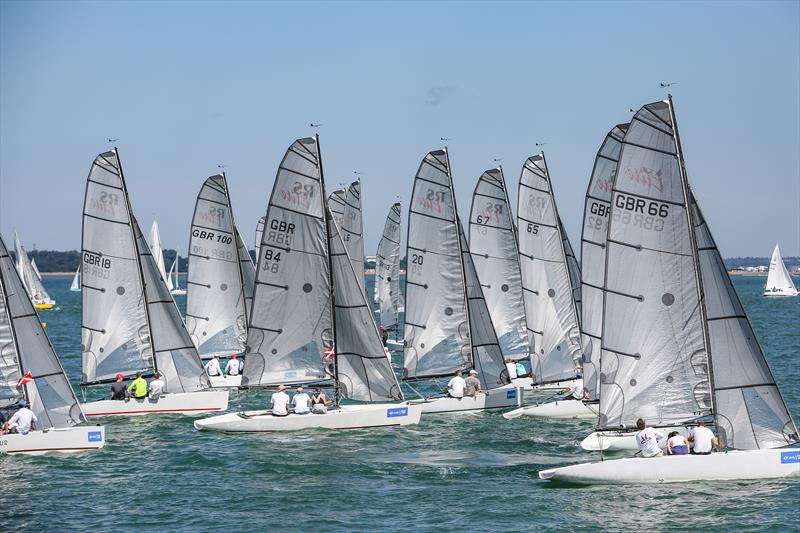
635, 418, 666, 458
688, 422, 719, 455
2, 399, 37, 435
561, 370, 584, 401
311, 388, 328, 414
271, 384, 290, 417
205, 356, 223, 377
292, 386, 311, 415
515, 360, 528, 378
380, 326, 389, 347
127, 371, 148, 400
111, 373, 128, 400
444, 370, 466, 399
148, 371, 165, 400
464, 369, 481, 397
667, 431, 689, 455
225, 354, 242, 376
505, 358, 518, 380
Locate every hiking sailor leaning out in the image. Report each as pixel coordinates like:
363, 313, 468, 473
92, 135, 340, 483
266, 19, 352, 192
2, 399, 37, 435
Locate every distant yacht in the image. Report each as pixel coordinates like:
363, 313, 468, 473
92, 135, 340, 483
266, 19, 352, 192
764, 244, 798, 296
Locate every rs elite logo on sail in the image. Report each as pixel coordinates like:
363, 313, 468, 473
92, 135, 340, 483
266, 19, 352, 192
280, 181, 316, 210
91, 191, 119, 216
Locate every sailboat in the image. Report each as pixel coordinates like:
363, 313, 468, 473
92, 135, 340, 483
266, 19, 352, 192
340, 181, 367, 293
195, 136, 420, 432
764, 245, 798, 296
468, 167, 530, 371
148, 220, 169, 285
70, 264, 81, 292
79, 149, 228, 417
402, 148, 519, 414
540, 96, 799, 483
14, 233, 55, 310
503, 153, 592, 419
185, 173, 254, 387
375, 203, 404, 352
0, 234, 105, 455
254, 216, 265, 261
166, 257, 186, 296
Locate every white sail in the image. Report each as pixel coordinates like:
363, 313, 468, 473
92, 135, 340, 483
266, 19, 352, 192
31, 258, 42, 281
468, 168, 529, 361
185, 174, 249, 359
81, 150, 153, 385
328, 189, 346, 227
70, 265, 81, 292
0, 234, 85, 429
235, 225, 255, 324
764, 245, 798, 296
14, 233, 54, 306
375, 203, 401, 329
148, 220, 169, 284
691, 191, 799, 448
167, 258, 179, 291
598, 99, 712, 430
340, 181, 366, 292
517, 154, 582, 385
328, 210, 403, 401
403, 149, 508, 389
254, 216, 265, 262
243, 137, 333, 387
580, 123, 628, 402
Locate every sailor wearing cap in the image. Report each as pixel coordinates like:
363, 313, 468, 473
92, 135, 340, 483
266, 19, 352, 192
111, 373, 128, 400
292, 386, 311, 415
271, 384, 290, 417
464, 369, 481, 397
561, 369, 585, 401
2, 399, 38, 435
149, 371, 165, 400
225, 354, 243, 376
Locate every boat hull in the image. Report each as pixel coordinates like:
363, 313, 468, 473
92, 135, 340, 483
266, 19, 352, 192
539, 448, 800, 484
407, 385, 521, 414
0, 426, 105, 455
503, 398, 596, 420
194, 403, 422, 432
82, 390, 229, 417
511, 377, 577, 392
386, 339, 404, 351
580, 427, 687, 451
34, 302, 55, 310
209, 374, 242, 388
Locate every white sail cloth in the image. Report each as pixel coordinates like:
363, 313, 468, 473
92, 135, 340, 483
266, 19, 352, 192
328, 189, 346, 227
469, 168, 529, 361
148, 220, 169, 284
340, 181, 366, 292
254, 216, 265, 261
764, 245, 798, 296
580, 123, 628, 401
14, 234, 53, 305
375, 203, 401, 329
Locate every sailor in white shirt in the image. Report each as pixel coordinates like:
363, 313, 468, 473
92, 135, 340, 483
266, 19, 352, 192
225, 354, 241, 376
271, 384, 290, 417
688, 422, 719, 455
562, 370, 585, 400
3, 400, 38, 435
505, 358, 518, 380
444, 370, 466, 399
292, 386, 311, 415
635, 418, 665, 458
204, 356, 222, 377
148, 372, 165, 400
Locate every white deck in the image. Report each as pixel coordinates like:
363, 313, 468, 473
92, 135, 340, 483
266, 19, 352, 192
511, 377, 577, 392
209, 374, 242, 388
539, 448, 800, 484
82, 390, 229, 417
580, 427, 687, 451
407, 385, 521, 414
503, 398, 596, 419
194, 402, 422, 432
0, 426, 105, 455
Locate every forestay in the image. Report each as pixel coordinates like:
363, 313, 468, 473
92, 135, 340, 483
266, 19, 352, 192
765, 245, 798, 295
469, 168, 528, 361
599, 99, 712, 430
186, 174, 249, 359
14, 234, 53, 304
0, 235, 84, 429
254, 216, 265, 260
690, 191, 799, 449
328, 211, 403, 401
580, 123, 628, 402
375, 203, 402, 329
81, 150, 152, 384
340, 181, 366, 292
243, 137, 333, 387
517, 154, 582, 385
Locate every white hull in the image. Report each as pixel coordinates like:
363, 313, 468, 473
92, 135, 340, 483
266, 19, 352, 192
0, 426, 105, 455
82, 390, 229, 417
503, 398, 596, 419
539, 448, 800, 484
511, 377, 577, 392
209, 374, 242, 388
580, 427, 687, 451
386, 339, 404, 351
763, 290, 798, 297
170, 289, 187, 296
194, 402, 422, 432
407, 385, 521, 414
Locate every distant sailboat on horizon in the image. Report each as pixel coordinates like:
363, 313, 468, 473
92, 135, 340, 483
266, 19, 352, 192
764, 244, 798, 297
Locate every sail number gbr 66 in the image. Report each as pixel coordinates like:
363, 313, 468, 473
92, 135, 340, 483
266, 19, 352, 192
611, 193, 670, 232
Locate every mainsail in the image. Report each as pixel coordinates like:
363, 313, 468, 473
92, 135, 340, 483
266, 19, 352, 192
0, 234, 85, 429
14, 233, 53, 305
340, 181, 366, 291
598, 99, 712, 430
403, 149, 507, 389
235, 226, 256, 323
517, 154, 582, 385
70, 265, 81, 291
254, 216, 265, 262
468, 168, 529, 361
328, 189, 346, 227
580, 123, 628, 402
375, 203, 402, 329
764, 245, 798, 296
148, 220, 169, 284
31, 258, 42, 281
186, 174, 250, 359
243, 137, 332, 387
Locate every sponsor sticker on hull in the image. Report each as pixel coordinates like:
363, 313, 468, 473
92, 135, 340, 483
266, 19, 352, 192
386, 407, 408, 418
506, 389, 517, 400
780, 451, 800, 464
88, 431, 103, 442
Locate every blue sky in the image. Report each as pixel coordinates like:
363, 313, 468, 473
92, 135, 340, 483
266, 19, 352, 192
1, 0, 798, 257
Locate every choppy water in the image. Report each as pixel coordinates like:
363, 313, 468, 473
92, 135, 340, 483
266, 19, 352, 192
2, 275, 798, 532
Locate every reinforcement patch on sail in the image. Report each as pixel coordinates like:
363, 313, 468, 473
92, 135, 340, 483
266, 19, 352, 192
599, 100, 711, 430
580, 123, 628, 401
81, 150, 152, 384
403, 150, 470, 380
243, 137, 332, 387
376, 203, 402, 329
517, 154, 582, 385
186, 175, 248, 359
0, 235, 84, 428
329, 211, 403, 401
469, 169, 529, 362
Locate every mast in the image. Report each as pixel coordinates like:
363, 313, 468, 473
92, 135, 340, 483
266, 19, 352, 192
668, 94, 717, 426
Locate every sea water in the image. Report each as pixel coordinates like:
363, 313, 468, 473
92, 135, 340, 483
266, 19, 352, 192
1, 275, 798, 531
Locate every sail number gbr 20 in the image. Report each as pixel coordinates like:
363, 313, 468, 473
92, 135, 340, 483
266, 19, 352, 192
611, 194, 669, 232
